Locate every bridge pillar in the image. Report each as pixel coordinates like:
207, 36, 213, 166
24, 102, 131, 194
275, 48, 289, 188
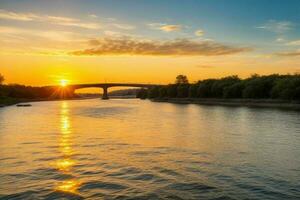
102, 87, 109, 100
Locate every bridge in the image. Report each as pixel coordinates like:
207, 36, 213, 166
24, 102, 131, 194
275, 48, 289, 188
56, 83, 161, 99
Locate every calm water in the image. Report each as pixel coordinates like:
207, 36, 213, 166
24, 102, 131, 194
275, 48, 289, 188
0, 99, 300, 200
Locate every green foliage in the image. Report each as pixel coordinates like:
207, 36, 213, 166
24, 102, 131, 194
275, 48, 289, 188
188, 84, 198, 98
142, 74, 300, 101
242, 75, 279, 99
136, 88, 148, 99
223, 82, 244, 98
167, 84, 177, 97
158, 86, 167, 98
147, 86, 159, 98
271, 76, 300, 100
197, 79, 216, 97
211, 76, 240, 98
177, 84, 189, 98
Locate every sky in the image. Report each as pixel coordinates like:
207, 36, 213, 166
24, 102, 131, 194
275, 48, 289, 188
0, 0, 300, 86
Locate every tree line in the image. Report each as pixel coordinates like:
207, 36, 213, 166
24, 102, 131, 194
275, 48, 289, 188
1, 73, 300, 101
137, 74, 300, 100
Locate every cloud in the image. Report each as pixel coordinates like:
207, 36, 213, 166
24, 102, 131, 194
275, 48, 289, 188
88, 14, 98, 18
286, 40, 300, 46
148, 23, 182, 32
275, 50, 300, 57
160, 25, 182, 32
0, 9, 100, 29
70, 37, 251, 56
276, 38, 285, 42
256, 20, 294, 33
0, 9, 38, 21
195, 29, 204, 37
0, 26, 85, 42
112, 23, 135, 30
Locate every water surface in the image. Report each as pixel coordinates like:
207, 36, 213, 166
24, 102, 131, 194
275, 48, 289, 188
0, 99, 299, 199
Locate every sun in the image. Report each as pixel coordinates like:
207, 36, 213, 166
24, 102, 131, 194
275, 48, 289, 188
60, 79, 68, 87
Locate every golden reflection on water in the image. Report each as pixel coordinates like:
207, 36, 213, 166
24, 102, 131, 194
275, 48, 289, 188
55, 101, 80, 193
57, 180, 80, 194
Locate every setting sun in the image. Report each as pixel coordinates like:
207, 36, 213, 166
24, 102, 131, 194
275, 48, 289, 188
60, 79, 68, 87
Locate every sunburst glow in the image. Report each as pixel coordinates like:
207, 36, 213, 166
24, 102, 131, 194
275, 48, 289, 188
60, 79, 68, 87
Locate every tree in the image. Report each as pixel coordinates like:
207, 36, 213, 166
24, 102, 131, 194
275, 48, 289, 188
0, 73, 4, 85
211, 75, 240, 98
167, 84, 177, 97
177, 84, 189, 98
223, 82, 244, 98
197, 79, 216, 98
147, 86, 159, 98
159, 87, 167, 98
175, 75, 189, 84
136, 88, 148, 99
188, 84, 198, 98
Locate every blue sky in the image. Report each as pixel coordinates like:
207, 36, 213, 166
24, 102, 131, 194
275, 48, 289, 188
1, 0, 299, 47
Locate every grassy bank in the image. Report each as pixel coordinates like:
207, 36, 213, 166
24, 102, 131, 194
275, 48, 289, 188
151, 98, 300, 110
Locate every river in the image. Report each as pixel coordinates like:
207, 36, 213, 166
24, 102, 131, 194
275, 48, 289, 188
0, 99, 299, 199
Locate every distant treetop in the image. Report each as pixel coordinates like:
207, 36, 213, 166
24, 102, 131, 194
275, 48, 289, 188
0, 73, 4, 85
175, 75, 189, 84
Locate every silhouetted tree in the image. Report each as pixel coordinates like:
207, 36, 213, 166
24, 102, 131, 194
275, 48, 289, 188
177, 84, 189, 98
223, 82, 244, 98
271, 76, 300, 100
159, 86, 167, 98
243, 75, 279, 98
167, 84, 177, 97
148, 86, 159, 98
210, 76, 240, 98
197, 79, 216, 98
188, 84, 198, 98
137, 88, 148, 99
175, 75, 189, 84
0, 73, 4, 85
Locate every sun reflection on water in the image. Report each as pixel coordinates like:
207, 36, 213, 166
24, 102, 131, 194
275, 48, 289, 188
55, 101, 80, 193
57, 180, 80, 193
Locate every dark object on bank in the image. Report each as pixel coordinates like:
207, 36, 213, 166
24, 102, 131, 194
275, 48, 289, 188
16, 104, 32, 107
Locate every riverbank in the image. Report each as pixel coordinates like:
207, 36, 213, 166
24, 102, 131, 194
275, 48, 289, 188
151, 98, 300, 110
0, 97, 20, 107
0, 96, 97, 107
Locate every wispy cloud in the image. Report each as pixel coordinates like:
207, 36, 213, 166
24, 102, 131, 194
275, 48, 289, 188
0, 9, 38, 21
275, 50, 300, 57
256, 20, 294, 33
88, 14, 98, 19
148, 23, 182, 32
195, 29, 204, 37
112, 23, 135, 30
70, 37, 251, 56
0, 9, 100, 29
286, 40, 300, 46
0, 26, 86, 42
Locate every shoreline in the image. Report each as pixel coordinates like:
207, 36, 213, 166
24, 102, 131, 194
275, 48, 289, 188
0, 96, 98, 107
0, 96, 138, 107
2, 96, 300, 110
151, 98, 300, 110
